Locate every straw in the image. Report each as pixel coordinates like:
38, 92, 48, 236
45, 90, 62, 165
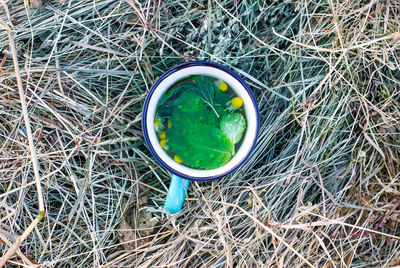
0, 0, 399, 266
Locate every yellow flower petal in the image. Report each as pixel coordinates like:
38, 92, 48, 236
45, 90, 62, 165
218, 81, 228, 92
160, 139, 167, 148
168, 121, 172, 129
174, 155, 183, 164
232, 97, 243, 109
159, 131, 166, 140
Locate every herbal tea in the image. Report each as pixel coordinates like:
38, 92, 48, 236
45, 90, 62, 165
154, 75, 247, 170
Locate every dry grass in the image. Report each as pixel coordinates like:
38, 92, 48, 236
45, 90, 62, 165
0, 0, 399, 267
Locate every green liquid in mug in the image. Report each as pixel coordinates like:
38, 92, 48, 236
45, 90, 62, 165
155, 75, 247, 170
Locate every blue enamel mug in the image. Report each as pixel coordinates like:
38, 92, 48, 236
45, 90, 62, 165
142, 61, 259, 213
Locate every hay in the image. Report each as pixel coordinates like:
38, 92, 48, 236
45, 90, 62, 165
0, 0, 399, 266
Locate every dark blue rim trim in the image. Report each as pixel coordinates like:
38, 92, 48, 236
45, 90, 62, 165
142, 61, 260, 182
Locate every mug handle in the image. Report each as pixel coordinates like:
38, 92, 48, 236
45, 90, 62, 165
164, 174, 190, 213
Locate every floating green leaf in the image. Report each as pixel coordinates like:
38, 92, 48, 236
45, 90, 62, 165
193, 76, 220, 117
166, 120, 233, 169
157, 84, 196, 117
158, 84, 195, 107
220, 113, 246, 151
172, 90, 209, 124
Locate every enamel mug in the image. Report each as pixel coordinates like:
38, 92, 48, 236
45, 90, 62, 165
142, 61, 259, 213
